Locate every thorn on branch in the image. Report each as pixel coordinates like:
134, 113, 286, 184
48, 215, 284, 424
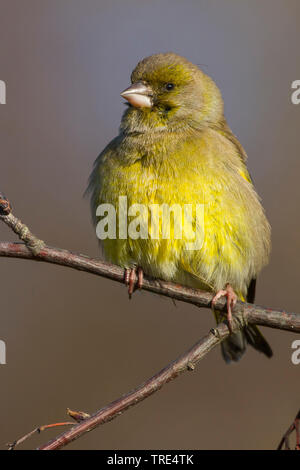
67, 408, 91, 423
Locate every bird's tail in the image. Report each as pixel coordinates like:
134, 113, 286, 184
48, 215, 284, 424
213, 280, 273, 363
214, 314, 273, 363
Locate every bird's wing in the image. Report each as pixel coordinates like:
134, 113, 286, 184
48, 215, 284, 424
84, 136, 121, 226
210, 118, 259, 300
212, 117, 254, 184
214, 117, 248, 161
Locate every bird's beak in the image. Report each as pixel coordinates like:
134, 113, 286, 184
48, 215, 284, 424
120, 81, 153, 108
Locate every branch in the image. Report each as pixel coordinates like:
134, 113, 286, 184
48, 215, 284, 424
38, 320, 232, 450
277, 409, 300, 450
1, 193, 300, 450
7, 408, 91, 450
7, 422, 74, 450
0, 241, 299, 333
0, 193, 45, 255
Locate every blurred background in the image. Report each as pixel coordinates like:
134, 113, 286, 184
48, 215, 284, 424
0, 0, 299, 450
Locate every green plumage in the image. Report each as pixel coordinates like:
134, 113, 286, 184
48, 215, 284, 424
87, 53, 272, 362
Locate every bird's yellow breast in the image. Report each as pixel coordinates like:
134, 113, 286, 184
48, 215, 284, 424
91, 128, 270, 297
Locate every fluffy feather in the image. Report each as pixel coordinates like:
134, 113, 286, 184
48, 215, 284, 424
87, 53, 272, 362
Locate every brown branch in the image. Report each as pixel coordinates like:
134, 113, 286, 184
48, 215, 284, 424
277, 409, 300, 450
0, 193, 45, 255
7, 422, 74, 450
0, 241, 299, 334
0, 193, 299, 333
7, 408, 92, 450
38, 320, 231, 450
1, 193, 300, 450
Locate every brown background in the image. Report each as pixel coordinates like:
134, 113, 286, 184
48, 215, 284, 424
0, 0, 299, 450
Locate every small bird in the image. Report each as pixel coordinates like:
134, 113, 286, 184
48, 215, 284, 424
87, 53, 272, 362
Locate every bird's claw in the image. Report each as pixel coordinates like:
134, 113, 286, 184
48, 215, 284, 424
212, 283, 237, 333
124, 267, 144, 299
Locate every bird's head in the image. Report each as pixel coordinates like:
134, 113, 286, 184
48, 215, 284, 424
120, 53, 224, 134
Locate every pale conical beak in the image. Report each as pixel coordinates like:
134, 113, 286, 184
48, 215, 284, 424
120, 81, 153, 108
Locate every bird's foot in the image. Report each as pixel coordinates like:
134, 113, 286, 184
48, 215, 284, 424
124, 267, 144, 299
212, 283, 237, 333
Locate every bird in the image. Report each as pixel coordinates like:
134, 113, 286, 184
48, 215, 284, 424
87, 52, 272, 363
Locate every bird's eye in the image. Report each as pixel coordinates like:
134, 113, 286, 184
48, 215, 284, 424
165, 83, 175, 91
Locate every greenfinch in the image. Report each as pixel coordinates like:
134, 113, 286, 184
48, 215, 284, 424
87, 53, 272, 362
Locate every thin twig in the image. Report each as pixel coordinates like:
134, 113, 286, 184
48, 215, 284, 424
0, 193, 45, 255
7, 422, 74, 450
277, 410, 300, 450
38, 320, 231, 450
7, 409, 91, 450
